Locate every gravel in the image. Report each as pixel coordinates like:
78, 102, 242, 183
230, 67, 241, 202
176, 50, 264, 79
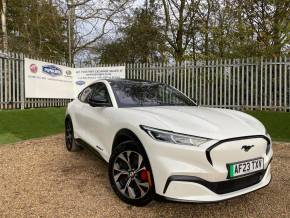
0, 134, 289, 217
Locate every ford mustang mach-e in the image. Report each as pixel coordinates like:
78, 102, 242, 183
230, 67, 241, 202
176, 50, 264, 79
65, 79, 272, 206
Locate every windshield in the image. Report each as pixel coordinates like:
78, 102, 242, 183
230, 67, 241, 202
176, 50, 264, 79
110, 80, 196, 107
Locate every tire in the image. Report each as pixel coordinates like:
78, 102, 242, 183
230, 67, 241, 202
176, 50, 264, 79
65, 117, 82, 152
109, 140, 155, 206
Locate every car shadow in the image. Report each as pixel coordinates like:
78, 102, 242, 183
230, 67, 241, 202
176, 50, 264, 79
58, 141, 286, 217
75, 144, 253, 204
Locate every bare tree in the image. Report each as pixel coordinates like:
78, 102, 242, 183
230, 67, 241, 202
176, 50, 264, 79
67, 0, 75, 64
1, 0, 9, 108
1, 0, 8, 52
60, 0, 134, 63
158, 0, 200, 61
241, 0, 290, 56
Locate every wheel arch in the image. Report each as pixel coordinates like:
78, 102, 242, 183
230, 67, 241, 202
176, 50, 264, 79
112, 128, 143, 153
111, 128, 156, 196
111, 128, 152, 168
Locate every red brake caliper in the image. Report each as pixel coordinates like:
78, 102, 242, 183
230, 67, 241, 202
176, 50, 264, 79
140, 169, 152, 187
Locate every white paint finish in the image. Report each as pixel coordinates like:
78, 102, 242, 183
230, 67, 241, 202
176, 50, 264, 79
210, 138, 268, 169
66, 79, 273, 202
164, 166, 271, 202
127, 106, 266, 139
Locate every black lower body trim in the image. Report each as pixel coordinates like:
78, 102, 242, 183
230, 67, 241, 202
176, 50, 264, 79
163, 168, 268, 194
75, 138, 106, 160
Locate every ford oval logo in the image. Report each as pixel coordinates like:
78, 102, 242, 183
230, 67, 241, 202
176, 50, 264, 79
76, 80, 85, 86
42, 65, 62, 77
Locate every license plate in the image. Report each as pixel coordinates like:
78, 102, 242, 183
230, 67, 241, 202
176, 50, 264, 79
228, 158, 264, 178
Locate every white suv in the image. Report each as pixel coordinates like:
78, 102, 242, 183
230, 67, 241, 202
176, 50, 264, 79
65, 79, 272, 206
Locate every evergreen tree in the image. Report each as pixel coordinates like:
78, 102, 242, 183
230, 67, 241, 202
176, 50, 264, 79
5, 0, 68, 60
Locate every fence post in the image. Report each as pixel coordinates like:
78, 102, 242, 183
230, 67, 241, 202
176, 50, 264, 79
20, 53, 25, 110
284, 56, 288, 112
3, 51, 9, 109
0, 52, 2, 109
260, 57, 263, 110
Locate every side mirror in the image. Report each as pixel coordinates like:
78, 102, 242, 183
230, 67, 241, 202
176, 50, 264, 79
88, 97, 111, 107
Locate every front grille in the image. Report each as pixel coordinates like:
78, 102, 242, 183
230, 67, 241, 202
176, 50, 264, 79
163, 169, 267, 194
209, 171, 266, 194
206, 135, 271, 165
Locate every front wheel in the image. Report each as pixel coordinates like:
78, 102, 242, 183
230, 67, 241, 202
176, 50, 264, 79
108, 141, 155, 206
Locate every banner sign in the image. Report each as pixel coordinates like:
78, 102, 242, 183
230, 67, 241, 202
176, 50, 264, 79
25, 58, 74, 99
24, 58, 126, 99
73, 66, 126, 96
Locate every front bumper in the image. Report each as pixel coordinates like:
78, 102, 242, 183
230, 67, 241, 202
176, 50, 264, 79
162, 165, 271, 202
136, 131, 273, 202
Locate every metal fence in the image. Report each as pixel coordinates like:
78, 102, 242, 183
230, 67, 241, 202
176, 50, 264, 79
127, 57, 290, 111
0, 52, 71, 109
0, 52, 289, 111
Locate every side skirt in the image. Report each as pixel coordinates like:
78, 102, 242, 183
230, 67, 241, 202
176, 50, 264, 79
75, 138, 107, 162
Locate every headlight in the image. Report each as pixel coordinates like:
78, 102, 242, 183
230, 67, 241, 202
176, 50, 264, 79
140, 125, 210, 146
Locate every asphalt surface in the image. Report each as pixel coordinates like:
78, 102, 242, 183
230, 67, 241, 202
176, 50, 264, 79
0, 134, 289, 217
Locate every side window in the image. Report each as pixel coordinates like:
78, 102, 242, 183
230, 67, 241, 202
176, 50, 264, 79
90, 83, 111, 104
78, 86, 93, 103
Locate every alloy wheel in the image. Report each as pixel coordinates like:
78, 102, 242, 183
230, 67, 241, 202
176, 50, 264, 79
112, 150, 151, 199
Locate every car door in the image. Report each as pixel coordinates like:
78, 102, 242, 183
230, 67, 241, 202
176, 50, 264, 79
73, 85, 94, 138
78, 82, 114, 157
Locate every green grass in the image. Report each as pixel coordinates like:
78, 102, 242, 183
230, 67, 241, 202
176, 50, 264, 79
246, 111, 290, 142
0, 107, 66, 144
0, 107, 289, 145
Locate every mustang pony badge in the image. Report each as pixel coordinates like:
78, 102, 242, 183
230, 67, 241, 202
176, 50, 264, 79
241, 145, 255, 152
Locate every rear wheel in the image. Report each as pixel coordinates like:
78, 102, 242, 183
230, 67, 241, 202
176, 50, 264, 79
65, 117, 81, 152
109, 140, 155, 206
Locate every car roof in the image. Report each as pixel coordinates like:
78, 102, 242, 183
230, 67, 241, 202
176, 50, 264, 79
105, 78, 163, 85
